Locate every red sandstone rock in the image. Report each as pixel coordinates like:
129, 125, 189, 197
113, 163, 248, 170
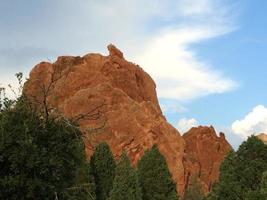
23, 45, 231, 195
257, 133, 267, 144
183, 126, 232, 193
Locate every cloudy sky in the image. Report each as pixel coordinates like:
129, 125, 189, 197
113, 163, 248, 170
1, 0, 267, 148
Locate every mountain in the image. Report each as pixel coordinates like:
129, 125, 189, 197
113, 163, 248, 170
23, 45, 231, 195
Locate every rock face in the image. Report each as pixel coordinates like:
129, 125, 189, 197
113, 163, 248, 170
183, 126, 232, 193
23, 45, 231, 195
257, 133, 267, 144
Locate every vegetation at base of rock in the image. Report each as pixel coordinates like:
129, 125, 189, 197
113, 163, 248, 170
0, 96, 95, 199
90, 142, 116, 200
183, 174, 204, 200
137, 145, 179, 200
207, 136, 267, 200
261, 171, 267, 197
109, 153, 142, 200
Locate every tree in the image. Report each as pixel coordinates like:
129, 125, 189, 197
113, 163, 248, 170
244, 170, 267, 200
205, 183, 220, 200
109, 153, 142, 200
183, 174, 204, 200
0, 96, 94, 199
260, 171, 267, 197
215, 150, 242, 200
235, 136, 267, 193
65, 162, 96, 200
90, 142, 116, 200
137, 145, 179, 200
208, 136, 267, 200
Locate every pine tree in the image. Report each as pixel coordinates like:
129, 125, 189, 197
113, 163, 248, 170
261, 171, 267, 197
205, 183, 220, 200
65, 162, 96, 200
90, 142, 116, 200
215, 150, 242, 200
183, 174, 204, 200
208, 136, 267, 200
137, 145, 179, 200
235, 136, 267, 192
109, 153, 142, 200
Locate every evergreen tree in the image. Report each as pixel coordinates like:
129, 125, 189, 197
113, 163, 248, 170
205, 183, 220, 200
260, 171, 267, 197
235, 136, 267, 192
183, 174, 204, 200
65, 162, 96, 200
244, 170, 267, 200
0, 97, 94, 199
109, 153, 142, 200
208, 136, 267, 200
137, 145, 179, 200
215, 150, 242, 200
90, 142, 116, 200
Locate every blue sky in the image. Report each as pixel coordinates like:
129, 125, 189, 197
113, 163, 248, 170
0, 0, 267, 148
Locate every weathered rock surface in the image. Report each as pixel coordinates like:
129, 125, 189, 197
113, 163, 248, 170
23, 45, 231, 195
257, 133, 267, 144
183, 126, 232, 193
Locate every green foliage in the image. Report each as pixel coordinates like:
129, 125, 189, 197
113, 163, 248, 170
261, 171, 267, 198
244, 190, 265, 200
183, 174, 204, 200
64, 163, 96, 200
90, 142, 116, 200
137, 145, 179, 200
0, 97, 94, 199
109, 153, 142, 200
208, 136, 267, 200
235, 136, 267, 191
205, 183, 220, 200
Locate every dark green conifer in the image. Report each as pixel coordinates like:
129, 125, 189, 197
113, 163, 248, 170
260, 171, 267, 197
109, 153, 142, 200
137, 145, 179, 200
90, 142, 116, 200
208, 136, 267, 200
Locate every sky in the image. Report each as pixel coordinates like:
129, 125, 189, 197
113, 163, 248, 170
0, 0, 267, 149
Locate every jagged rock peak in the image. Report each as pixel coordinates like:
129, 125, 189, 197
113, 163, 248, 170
108, 44, 124, 58
182, 126, 232, 193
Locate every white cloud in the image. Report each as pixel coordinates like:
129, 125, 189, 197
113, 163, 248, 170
177, 118, 199, 133
133, 26, 238, 100
232, 105, 267, 139
0, 0, 239, 101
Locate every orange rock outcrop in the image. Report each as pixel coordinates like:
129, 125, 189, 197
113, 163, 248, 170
257, 133, 267, 144
23, 45, 231, 194
183, 126, 232, 193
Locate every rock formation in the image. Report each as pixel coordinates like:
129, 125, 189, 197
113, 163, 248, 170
23, 44, 231, 195
183, 126, 232, 193
257, 133, 267, 144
